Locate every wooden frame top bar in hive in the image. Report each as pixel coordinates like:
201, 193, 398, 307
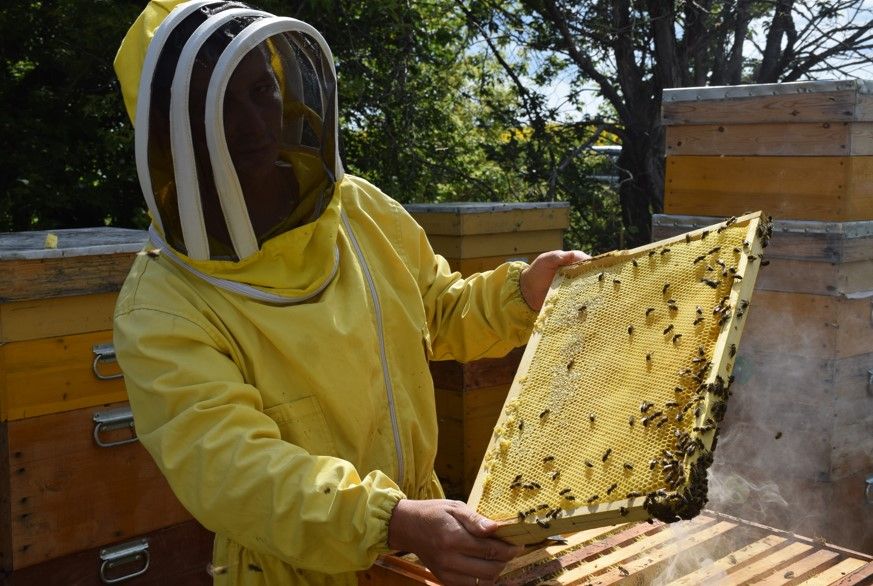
468, 212, 770, 545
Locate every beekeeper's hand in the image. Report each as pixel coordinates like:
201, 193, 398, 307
520, 250, 590, 311
387, 499, 523, 586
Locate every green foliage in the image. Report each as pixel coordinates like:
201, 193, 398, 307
0, 0, 623, 255
0, 0, 146, 231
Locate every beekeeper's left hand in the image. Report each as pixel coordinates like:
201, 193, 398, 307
520, 250, 590, 311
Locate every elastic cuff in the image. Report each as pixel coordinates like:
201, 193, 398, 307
505, 261, 538, 321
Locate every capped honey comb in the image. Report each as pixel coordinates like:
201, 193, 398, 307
468, 212, 771, 545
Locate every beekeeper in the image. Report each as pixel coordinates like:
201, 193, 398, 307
112, 1, 588, 584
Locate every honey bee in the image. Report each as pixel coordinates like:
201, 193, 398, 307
685, 234, 692, 244
606, 483, 618, 495
585, 459, 594, 468
693, 255, 706, 264
537, 504, 550, 511
640, 401, 653, 413
567, 359, 575, 370
626, 491, 643, 498
693, 317, 704, 326
729, 344, 737, 358
645, 307, 656, 317
628, 415, 635, 427
665, 401, 679, 409
623, 462, 634, 470
602, 448, 612, 462
618, 566, 630, 577
518, 420, 525, 431
672, 334, 683, 343
509, 481, 522, 490
663, 324, 674, 335
587, 495, 599, 503
725, 216, 737, 226
145, 249, 161, 258
674, 386, 684, 393
513, 474, 523, 483
627, 325, 634, 335
540, 409, 551, 419
517, 511, 526, 522
696, 306, 703, 315
589, 413, 597, 423
543, 455, 555, 463
701, 230, 709, 240
641, 415, 651, 427
620, 506, 629, 516
563, 495, 576, 501
663, 283, 670, 294
646, 352, 653, 363
614, 278, 622, 285
733, 247, 741, 254
747, 254, 757, 261
649, 460, 657, 470
661, 248, 671, 255
559, 488, 572, 495
760, 260, 770, 266
536, 519, 551, 529
648, 250, 657, 257
701, 278, 720, 288
578, 305, 588, 314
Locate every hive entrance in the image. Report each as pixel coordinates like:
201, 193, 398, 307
468, 212, 770, 545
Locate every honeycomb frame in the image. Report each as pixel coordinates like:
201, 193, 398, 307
468, 212, 770, 545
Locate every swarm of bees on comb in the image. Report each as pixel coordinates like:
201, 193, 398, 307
468, 212, 772, 545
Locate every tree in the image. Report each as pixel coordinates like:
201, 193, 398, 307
458, 0, 873, 245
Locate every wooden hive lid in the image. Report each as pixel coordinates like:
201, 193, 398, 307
405, 202, 570, 236
662, 79, 873, 125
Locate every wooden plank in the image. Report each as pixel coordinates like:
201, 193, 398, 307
5, 401, 191, 569
846, 157, 873, 221
427, 231, 564, 260
825, 472, 873, 553
0, 254, 138, 303
501, 524, 623, 576
829, 562, 873, 585
550, 517, 717, 584
851, 123, 873, 158
796, 558, 868, 585
429, 348, 524, 392
740, 291, 873, 360
498, 520, 667, 586
752, 549, 841, 585
361, 555, 439, 586
662, 89, 862, 126
664, 156, 859, 222
724, 541, 815, 584
0, 331, 126, 421
407, 205, 570, 236
446, 255, 537, 276
665, 123, 861, 157
0, 293, 117, 343
667, 534, 788, 586
652, 215, 873, 264
3, 520, 212, 585
595, 520, 737, 585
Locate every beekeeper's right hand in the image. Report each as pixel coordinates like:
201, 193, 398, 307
387, 498, 524, 586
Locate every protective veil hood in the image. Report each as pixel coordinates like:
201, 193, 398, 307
115, 0, 344, 302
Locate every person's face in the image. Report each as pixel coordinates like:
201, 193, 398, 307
189, 43, 282, 178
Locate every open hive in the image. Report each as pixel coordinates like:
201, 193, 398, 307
468, 212, 772, 545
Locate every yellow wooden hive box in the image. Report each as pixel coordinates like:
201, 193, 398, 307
468, 212, 771, 545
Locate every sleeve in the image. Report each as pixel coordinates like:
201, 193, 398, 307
113, 305, 405, 572
401, 208, 539, 362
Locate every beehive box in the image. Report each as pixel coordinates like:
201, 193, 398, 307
360, 510, 873, 586
654, 214, 873, 553
431, 348, 525, 499
662, 79, 873, 222
0, 228, 147, 420
2, 519, 213, 585
0, 228, 201, 579
405, 202, 570, 274
466, 213, 769, 545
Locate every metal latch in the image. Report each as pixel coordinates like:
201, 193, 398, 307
92, 406, 138, 448
99, 538, 150, 584
92, 343, 123, 381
